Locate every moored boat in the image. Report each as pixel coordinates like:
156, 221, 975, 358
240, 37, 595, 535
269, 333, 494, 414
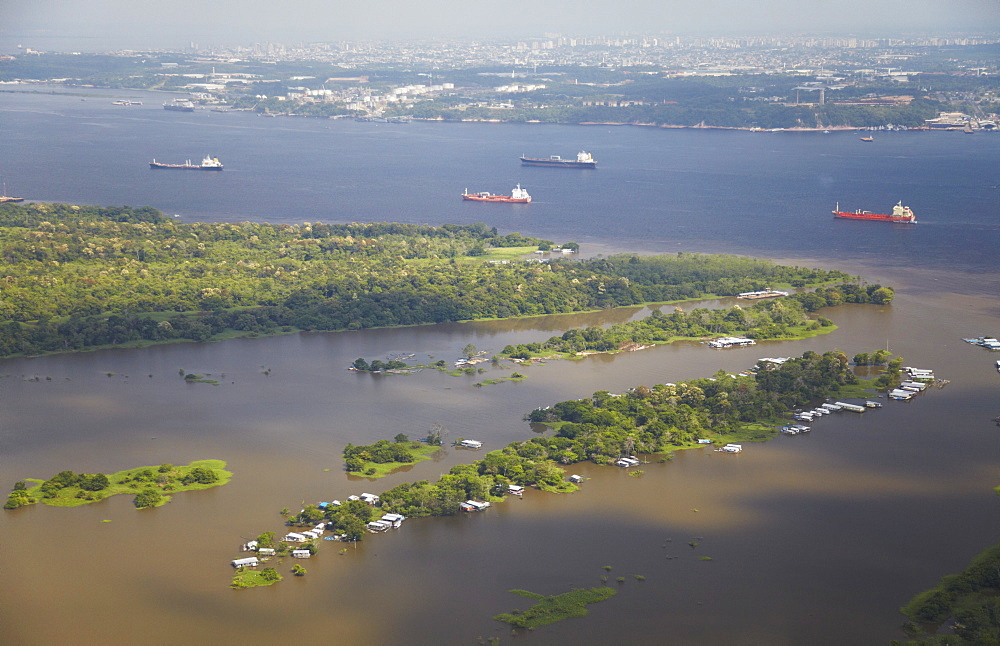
149, 155, 224, 171
833, 201, 916, 223
520, 151, 597, 168
0, 183, 24, 203
163, 99, 195, 112
461, 184, 531, 203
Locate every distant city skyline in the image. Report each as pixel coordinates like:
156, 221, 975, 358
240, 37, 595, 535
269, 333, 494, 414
2, 0, 999, 53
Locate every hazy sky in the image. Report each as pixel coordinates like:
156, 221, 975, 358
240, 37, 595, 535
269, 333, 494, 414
2, 0, 999, 51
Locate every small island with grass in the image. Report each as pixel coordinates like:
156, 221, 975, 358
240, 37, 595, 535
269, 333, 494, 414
494, 587, 618, 629
344, 436, 442, 477
4, 459, 231, 509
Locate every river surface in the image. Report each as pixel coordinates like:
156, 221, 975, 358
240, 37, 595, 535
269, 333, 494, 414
1, 86, 998, 645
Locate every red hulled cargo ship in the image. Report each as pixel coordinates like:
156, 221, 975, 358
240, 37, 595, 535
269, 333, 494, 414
833, 201, 916, 223
461, 184, 531, 203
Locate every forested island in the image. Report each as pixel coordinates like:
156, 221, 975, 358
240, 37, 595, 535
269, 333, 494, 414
0, 203, 855, 358
4, 460, 231, 509
499, 283, 892, 360
278, 350, 875, 543
343, 436, 442, 477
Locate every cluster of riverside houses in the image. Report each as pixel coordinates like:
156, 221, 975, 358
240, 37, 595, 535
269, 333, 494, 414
231, 440, 590, 569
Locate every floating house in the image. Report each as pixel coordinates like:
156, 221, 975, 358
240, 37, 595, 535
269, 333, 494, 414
232, 557, 259, 568
708, 336, 756, 349
380, 513, 405, 528
291, 549, 311, 559
569, 475, 583, 483
721, 443, 743, 453
283, 532, 308, 543
301, 530, 321, 540
460, 500, 491, 512
257, 548, 275, 556
360, 493, 380, 505
834, 402, 867, 412
507, 484, 525, 496
615, 456, 640, 467
459, 439, 483, 449
367, 520, 393, 532
737, 289, 788, 299
889, 389, 913, 400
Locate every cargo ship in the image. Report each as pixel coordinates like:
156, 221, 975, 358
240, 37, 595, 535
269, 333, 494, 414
461, 184, 531, 203
833, 201, 916, 223
163, 99, 195, 112
149, 155, 224, 171
520, 151, 597, 168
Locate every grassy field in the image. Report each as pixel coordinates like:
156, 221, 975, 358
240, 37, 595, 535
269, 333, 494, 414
347, 445, 443, 479
230, 567, 282, 589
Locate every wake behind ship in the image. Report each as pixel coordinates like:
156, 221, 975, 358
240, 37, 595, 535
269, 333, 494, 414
520, 151, 597, 168
833, 201, 915, 223
150, 155, 224, 171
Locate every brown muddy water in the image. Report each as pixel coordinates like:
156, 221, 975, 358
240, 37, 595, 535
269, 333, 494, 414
2, 272, 999, 645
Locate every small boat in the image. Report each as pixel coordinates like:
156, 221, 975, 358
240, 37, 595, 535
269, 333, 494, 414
860, 136, 874, 142
461, 184, 531, 203
996, 360, 1000, 373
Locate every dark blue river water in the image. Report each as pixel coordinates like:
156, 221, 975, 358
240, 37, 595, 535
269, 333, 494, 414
2, 86, 998, 281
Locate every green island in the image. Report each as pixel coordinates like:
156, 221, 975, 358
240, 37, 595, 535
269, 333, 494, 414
4, 460, 231, 509
499, 283, 893, 361
230, 567, 282, 590
343, 436, 443, 477
893, 540, 1000, 645
0, 202, 856, 358
493, 587, 618, 630
275, 350, 886, 549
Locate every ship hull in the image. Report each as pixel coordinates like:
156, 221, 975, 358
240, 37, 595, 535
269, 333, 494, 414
0, 196, 25, 203
163, 104, 195, 112
520, 157, 596, 168
150, 162, 223, 170
833, 211, 914, 223
461, 195, 529, 203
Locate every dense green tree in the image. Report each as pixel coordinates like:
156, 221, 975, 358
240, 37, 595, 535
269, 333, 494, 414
133, 489, 163, 508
